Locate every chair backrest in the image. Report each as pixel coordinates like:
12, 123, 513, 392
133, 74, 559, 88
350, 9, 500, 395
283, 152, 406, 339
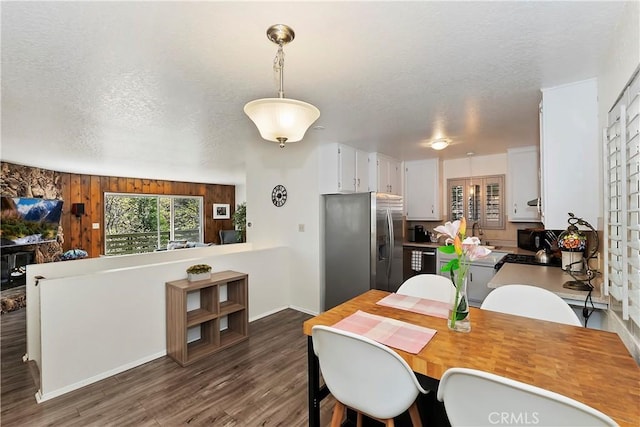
480, 284, 582, 326
436, 367, 617, 426
397, 274, 455, 303
311, 325, 427, 420
219, 229, 238, 244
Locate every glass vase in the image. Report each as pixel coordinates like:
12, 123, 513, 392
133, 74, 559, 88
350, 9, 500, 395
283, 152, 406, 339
448, 275, 471, 332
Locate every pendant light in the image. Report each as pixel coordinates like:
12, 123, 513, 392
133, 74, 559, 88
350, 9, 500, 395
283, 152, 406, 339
244, 24, 320, 148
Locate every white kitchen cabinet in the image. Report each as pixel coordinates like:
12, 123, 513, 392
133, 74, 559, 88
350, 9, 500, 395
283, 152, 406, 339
540, 79, 599, 229
437, 260, 496, 308
355, 148, 370, 192
369, 152, 401, 195
466, 264, 496, 306
437, 251, 506, 308
507, 146, 540, 222
319, 143, 370, 194
404, 159, 441, 220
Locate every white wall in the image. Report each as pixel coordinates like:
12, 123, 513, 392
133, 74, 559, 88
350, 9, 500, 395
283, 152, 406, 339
597, 0, 640, 362
234, 183, 246, 207
27, 136, 326, 402
32, 246, 290, 401
26, 243, 251, 371
245, 140, 322, 314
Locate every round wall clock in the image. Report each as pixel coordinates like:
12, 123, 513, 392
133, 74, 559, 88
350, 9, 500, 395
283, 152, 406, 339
271, 185, 287, 207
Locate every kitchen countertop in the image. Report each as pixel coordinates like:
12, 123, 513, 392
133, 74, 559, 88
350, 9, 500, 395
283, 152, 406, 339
403, 242, 534, 255
488, 263, 608, 309
404, 241, 608, 310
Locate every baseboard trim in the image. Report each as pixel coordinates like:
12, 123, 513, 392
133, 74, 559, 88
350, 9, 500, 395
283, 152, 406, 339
248, 305, 289, 322
288, 305, 318, 316
35, 350, 166, 403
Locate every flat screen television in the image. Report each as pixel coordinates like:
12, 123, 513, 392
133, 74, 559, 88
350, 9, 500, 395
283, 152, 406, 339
1, 197, 64, 247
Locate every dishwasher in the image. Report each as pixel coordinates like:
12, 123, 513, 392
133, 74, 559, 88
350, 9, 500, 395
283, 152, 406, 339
403, 246, 437, 281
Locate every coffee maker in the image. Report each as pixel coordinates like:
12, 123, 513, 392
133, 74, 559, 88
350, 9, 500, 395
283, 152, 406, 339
414, 225, 430, 243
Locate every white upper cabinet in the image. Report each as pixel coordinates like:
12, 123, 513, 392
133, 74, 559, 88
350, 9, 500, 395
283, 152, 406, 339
507, 146, 540, 222
319, 143, 370, 194
370, 153, 401, 195
355, 148, 370, 193
404, 159, 441, 220
540, 79, 599, 229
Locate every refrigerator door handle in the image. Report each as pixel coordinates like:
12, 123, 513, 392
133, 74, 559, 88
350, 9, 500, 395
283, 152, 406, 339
386, 208, 393, 279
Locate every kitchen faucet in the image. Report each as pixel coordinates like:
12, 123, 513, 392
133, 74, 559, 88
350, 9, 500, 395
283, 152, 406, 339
472, 222, 484, 242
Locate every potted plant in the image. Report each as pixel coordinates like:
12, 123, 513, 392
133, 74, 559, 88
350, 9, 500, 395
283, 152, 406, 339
186, 264, 212, 282
232, 202, 247, 243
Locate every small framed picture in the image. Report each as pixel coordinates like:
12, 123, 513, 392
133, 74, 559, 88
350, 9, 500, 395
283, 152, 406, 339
213, 203, 230, 219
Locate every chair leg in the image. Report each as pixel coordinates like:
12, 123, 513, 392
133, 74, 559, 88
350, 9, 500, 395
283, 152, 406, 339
330, 401, 346, 427
408, 402, 423, 427
384, 419, 395, 427
356, 412, 363, 427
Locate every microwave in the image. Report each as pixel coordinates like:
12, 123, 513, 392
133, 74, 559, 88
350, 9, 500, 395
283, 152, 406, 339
517, 229, 564, 252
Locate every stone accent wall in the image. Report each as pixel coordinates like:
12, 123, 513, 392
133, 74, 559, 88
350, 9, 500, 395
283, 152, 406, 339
1, 162, 64, 263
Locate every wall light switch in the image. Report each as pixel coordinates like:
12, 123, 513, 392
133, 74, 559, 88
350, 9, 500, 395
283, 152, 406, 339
92, 223, 100, 230
298, 224, 305, 232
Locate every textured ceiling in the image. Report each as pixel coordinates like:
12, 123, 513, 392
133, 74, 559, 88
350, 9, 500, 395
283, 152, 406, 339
0, 1, 629, 184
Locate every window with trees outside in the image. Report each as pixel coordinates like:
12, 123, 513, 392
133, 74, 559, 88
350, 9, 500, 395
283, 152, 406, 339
104, 193, 203, 256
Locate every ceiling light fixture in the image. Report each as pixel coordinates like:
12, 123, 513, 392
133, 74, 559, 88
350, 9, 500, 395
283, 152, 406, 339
244, 24, 320, 148
431, 139, 450, 150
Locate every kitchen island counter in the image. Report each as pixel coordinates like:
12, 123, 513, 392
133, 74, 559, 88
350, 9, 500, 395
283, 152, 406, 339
488, 263, 607, 309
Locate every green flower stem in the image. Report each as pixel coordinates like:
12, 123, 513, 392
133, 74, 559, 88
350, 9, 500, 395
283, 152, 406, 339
449, 255, 470, 328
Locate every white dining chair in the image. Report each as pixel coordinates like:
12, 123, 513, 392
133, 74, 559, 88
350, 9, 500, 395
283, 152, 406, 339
311, 325, 428, 427
397, 274, 455, 303
480, 284, 582, 326
437, 367, 618, 426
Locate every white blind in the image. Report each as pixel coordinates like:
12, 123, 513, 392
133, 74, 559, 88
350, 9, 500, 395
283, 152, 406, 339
606, 66, 640, 326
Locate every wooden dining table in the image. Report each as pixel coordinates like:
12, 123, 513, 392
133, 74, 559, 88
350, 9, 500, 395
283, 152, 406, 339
302, 290, 640, 427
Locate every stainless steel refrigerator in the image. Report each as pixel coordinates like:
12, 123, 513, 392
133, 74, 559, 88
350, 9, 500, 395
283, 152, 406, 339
323, 192, 403, 310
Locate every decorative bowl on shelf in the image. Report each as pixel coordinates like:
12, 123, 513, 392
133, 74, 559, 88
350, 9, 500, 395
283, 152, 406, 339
186, 264, 212, 282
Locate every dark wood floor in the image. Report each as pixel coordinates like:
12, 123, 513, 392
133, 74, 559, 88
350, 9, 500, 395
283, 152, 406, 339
1, 308, 338, 426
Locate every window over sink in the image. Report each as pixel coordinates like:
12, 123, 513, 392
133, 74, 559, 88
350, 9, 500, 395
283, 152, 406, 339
447, 175, 505, 230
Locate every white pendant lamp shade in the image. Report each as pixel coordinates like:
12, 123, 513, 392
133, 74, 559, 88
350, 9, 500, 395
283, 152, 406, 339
245, 24, 320, 148
244, 97, 320, 143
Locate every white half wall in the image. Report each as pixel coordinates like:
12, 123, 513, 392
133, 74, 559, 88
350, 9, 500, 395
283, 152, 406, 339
30, 245, 290, 401
26, 243, 251, 373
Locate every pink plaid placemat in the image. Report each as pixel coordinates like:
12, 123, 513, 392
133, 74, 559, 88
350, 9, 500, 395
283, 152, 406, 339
332, 310, 437, 354
376, 293, 450, 319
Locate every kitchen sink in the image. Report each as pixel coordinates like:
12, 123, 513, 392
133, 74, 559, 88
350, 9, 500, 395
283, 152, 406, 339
439, 250, 508, 267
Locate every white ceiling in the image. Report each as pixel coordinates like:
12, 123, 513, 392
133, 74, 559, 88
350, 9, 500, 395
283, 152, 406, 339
0, 1, 629, 185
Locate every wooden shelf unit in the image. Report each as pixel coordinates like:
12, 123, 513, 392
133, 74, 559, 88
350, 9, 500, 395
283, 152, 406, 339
166, 270, 248, 366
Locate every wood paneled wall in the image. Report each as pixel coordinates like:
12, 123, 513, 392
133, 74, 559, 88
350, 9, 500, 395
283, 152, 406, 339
1, 162, 235, 259
61, 175, 235, 258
